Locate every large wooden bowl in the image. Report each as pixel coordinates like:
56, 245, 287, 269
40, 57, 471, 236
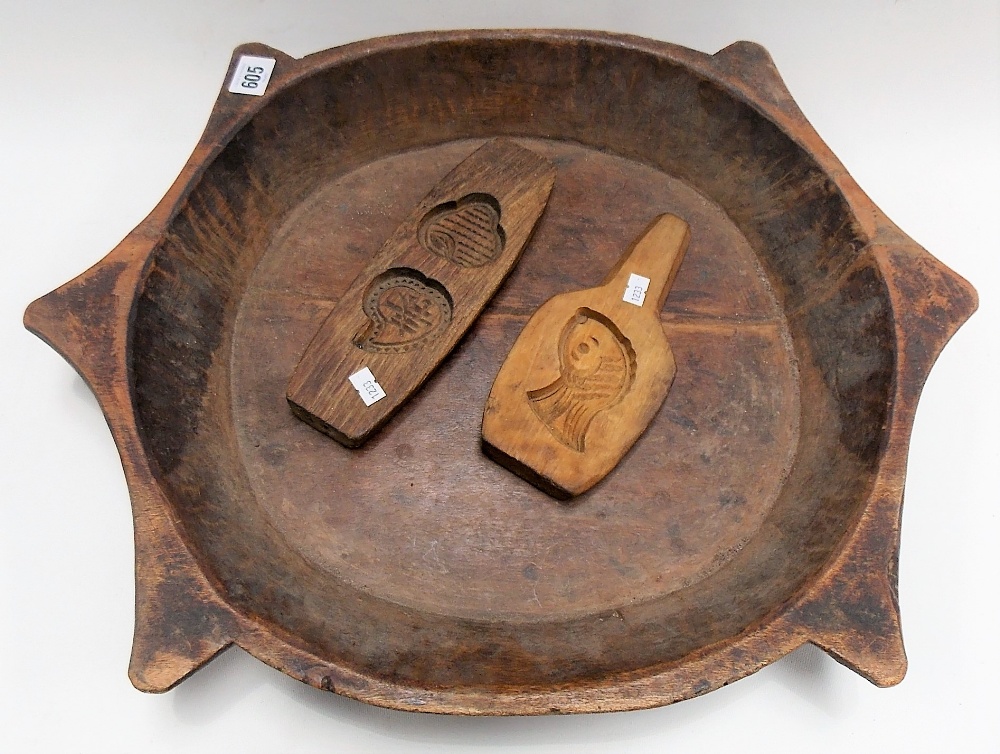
23, 30, 977, 714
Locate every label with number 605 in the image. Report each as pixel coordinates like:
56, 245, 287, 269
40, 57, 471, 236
227, 55, 276, 96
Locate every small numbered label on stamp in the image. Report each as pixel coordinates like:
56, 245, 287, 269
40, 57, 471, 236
622, 273, 651, 307
348, 367, 387, 407
227, 55, 276, 96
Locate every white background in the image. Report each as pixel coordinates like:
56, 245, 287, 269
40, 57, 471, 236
2, 2, 998, 752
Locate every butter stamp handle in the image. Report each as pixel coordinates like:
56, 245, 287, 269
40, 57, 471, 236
604, 214, 690, 311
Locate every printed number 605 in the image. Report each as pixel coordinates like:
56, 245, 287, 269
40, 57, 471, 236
241, 65, 265, 89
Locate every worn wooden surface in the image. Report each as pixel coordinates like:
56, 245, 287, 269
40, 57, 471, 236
483, 214, 690, 497
287, 138, 554, 446
21, 32, 978, 714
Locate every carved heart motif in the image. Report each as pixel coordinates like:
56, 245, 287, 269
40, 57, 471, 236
418, 194, 505, 267
354, 269, 453, 353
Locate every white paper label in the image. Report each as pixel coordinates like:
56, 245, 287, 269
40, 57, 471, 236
227, 55, 276, 96
348, 367, 387, 407
622, 273, 651, 307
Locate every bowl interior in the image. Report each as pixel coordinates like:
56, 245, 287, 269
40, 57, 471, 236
130, 36, 892, 690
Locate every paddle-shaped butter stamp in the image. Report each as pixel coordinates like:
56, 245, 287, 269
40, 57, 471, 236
288, 139, 555, 447
482, 214, 690, 498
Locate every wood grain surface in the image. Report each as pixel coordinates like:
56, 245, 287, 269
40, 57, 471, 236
287, 138, 555, 446
21, 32, 978, 714
483, 214, 691, 497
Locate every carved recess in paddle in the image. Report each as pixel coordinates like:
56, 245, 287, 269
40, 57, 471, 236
527, 309, 636, 452
482, 214, 691, 498
354, 268, 453, 353
287, 138, 556, 448
418, 193, 506, 267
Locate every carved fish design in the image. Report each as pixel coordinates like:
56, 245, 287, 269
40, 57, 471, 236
418, 194, 505, 267
354, 269, 453, 353
527, 309, 637, 452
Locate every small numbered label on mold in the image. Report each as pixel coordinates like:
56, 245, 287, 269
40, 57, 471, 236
227, 55, 276, 96
622, 273, 651, 307
348, 367, 387, 407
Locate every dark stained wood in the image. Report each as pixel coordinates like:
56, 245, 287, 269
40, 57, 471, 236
287, 139, 555, 446
483, 214, 690, 497
22, 33, 977, 714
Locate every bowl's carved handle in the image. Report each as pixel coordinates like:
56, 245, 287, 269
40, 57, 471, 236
24, 244, 244, 692
788, 241, 976, 686
876, 243, 978, 401
20, 42, 304, 693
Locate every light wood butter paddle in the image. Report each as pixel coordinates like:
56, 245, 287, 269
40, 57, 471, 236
482, 213, 691, 498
